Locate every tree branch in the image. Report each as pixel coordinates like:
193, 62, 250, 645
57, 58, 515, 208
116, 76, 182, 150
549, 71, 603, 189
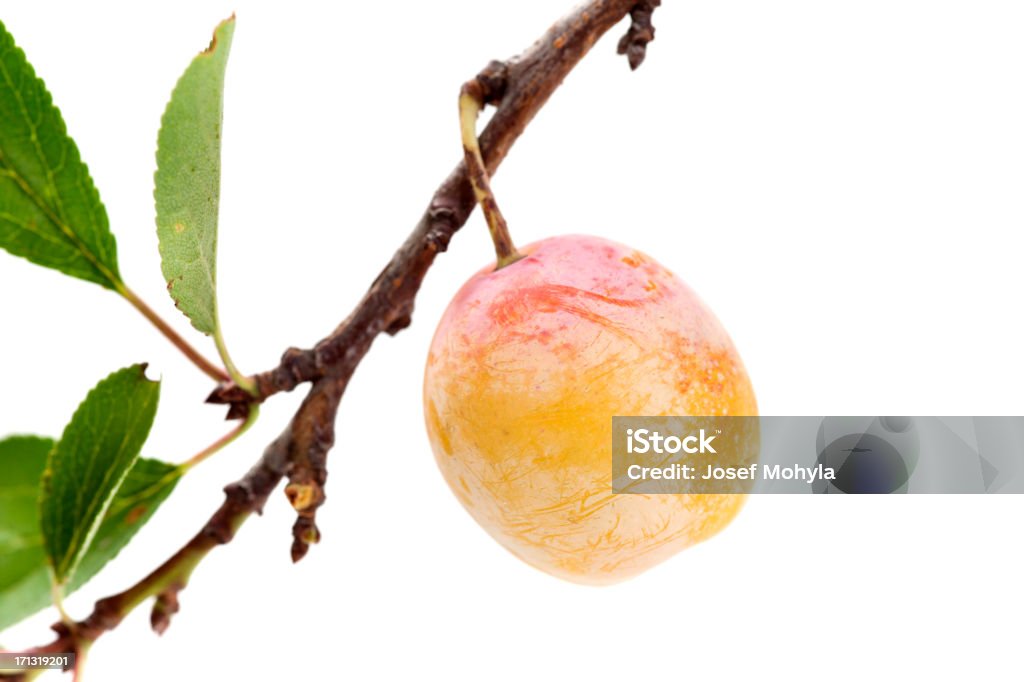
1, 1, 661, 675
209, 0, 657, 412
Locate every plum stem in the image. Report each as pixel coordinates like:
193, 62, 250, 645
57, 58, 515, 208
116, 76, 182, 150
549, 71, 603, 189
459, 81, 523, 269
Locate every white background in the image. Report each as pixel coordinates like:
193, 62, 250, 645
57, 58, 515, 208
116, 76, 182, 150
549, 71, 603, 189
1, 1, 1022, 680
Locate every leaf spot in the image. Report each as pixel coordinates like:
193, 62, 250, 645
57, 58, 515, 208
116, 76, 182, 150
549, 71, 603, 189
125, 505, 147, 525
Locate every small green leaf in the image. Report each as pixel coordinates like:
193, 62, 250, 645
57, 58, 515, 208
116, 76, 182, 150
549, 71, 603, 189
39, 365, 161, 587
0, 20, 121, 289
155, 17, 235, 335
0, 436, 180, 631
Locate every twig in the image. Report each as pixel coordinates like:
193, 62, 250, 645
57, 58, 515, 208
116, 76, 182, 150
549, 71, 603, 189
2, 1, 661, 675
618, 0, 662, 70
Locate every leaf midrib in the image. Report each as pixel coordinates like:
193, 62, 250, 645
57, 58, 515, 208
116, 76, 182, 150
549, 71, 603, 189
55, 399, 141, 581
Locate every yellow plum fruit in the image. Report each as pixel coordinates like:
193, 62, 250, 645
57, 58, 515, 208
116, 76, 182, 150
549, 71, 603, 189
423, 234, 756, 584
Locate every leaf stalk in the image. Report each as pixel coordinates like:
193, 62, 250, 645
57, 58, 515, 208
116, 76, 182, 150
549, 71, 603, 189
118, 285, 229, 384
180, 404, 260, 471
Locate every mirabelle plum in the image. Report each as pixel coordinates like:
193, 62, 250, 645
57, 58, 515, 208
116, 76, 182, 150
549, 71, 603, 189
423, 234, 756, 585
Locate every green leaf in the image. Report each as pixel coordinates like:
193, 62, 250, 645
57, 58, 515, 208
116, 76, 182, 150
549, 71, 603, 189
0, 20, 121, 289
71, 458, 181, 593
39, 365, 161, 587
0, 436, 181, 632
0, 436, 54, 631
155, 17, 236, 335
